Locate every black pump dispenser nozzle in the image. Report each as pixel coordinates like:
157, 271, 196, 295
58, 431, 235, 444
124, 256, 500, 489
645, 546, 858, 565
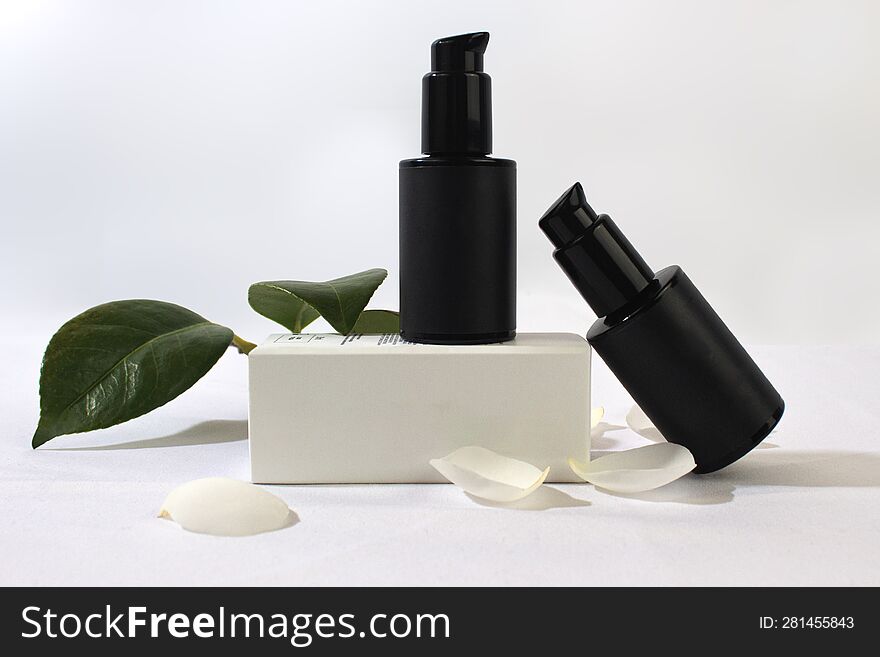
422, 32, 492, 155
431, 32, 489, 72
539, 182, 655, 318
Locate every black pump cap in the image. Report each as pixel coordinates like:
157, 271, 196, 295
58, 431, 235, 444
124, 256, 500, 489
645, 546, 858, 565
539, 181, 601, 247
431, 32, 488, 72
422, 32, 493, 155
539, 182, 656, 318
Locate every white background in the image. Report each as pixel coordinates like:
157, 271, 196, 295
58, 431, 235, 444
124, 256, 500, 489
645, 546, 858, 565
1, 2, 878, 588
2, 0, 879, 345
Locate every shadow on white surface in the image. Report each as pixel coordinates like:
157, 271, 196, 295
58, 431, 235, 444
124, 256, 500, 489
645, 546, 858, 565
715, 450, 880, 487
590, 422, 627, 450
603, 476, 736, 505
279, 509, 301, 532
466, 486, 591, 511
601, 449, 880, 505
47, 420, 248, 451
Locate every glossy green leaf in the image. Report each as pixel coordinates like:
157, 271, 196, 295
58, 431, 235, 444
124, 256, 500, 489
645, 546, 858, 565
245, 286, 321, 334
33, 300, 233, 448
351, 310, 400, 334
248, 268, 388, 335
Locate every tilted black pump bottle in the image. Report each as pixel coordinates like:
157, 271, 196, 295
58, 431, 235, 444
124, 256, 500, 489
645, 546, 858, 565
540, 183, 784, 473
399, 32, 516, 344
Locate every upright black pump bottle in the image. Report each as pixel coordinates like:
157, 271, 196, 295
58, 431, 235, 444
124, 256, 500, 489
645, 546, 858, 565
399, 32, 516, 344
540, 183, 784, 473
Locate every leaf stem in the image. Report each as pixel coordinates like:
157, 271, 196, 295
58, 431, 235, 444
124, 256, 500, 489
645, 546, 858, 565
231, 334, 257, 355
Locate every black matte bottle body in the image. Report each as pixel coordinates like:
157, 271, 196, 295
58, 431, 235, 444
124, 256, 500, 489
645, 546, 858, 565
400, 156, 515, 344
586, 266, 783, 473
399, 32, 516, 345
541, 183, 784, 473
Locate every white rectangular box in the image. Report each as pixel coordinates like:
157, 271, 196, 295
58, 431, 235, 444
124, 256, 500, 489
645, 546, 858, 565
248, 333, 590, 483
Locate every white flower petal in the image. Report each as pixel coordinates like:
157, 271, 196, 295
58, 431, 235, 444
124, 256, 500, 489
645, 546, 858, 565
430, 446, 549, 502
159, 477, 293, 536
625, 404, 665, 442
568, 443, 696, 493
625, 404, 652, 432
591, 406, 605, 429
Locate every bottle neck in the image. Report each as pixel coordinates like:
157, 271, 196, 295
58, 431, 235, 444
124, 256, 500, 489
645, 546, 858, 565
550, 214, 656, 318
421, 71, 492, 155
539, 183, 657, 319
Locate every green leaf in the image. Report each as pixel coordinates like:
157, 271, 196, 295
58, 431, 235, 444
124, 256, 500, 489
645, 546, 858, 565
33, 300, 233, 448
351, 310, 400, 334
248, 268, 388, 335
246, 285, 321, 334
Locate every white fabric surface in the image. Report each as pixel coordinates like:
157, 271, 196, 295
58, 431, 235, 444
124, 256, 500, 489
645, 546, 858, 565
1, 338, 878, 586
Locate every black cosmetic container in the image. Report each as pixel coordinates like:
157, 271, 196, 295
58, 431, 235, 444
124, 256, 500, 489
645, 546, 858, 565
540, 183, 784, 473
399, 32, 516, 344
